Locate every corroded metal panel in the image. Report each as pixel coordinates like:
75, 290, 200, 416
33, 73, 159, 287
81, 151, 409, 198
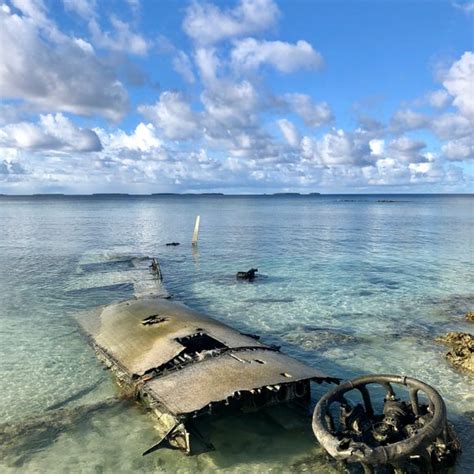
77, 297, 269, 377
145, 349, 328, 415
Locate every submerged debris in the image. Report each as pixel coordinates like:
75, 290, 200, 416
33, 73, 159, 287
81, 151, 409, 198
166, 242, 180, 246
149, 258, 163, 281
436, 332, 474, 374
76, 297, 336, 454
236, 268, 258, 280
312, 375, 461, 473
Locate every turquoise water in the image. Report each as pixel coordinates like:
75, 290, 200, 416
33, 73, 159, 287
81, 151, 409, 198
0, 194, 473, 473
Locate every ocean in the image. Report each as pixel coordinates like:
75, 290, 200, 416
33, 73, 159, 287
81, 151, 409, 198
0, 194, 473, 473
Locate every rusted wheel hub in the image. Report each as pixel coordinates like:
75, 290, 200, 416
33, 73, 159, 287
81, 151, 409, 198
312, 374, 461, 472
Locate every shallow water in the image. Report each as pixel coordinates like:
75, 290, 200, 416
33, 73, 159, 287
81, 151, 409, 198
0, 194, 473, 472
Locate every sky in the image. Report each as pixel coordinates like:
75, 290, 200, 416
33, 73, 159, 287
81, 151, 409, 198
0, 0, 473, 194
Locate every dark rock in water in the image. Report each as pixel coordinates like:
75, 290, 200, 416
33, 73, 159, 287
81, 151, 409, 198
465, 311, 474, 322
436, 332, 473, 374
166, 242, 180, 246
236, 268, 258, 280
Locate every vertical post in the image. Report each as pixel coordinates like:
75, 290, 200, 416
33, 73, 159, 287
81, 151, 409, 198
192, 215, 200, 246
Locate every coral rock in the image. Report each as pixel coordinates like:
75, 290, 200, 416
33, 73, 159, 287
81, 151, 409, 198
436, 332, 474, 374
464, 311, 474, 322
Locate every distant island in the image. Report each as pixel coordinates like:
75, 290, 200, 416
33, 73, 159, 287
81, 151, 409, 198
272, 192, 321, 196
92, 193, 130, 196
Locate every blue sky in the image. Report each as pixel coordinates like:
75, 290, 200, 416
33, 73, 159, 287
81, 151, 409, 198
0, 0, 473, 194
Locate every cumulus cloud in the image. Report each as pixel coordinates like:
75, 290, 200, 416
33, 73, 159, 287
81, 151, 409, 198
194, 48, 221, 84
386, 137, 428, 163
427, 89, 451, 108
285, 94, 333, 127
390, 109, 429, 133
0, 114, 102, 152
172, 51, 196, 84
0, 159, 26, 177
231, 38, 322, 73
0, 2, 128, 121
89, 17, 149, 56
62, 0, 96, 19
97, 122, 162, 153
138, 92, 200, 140
1, 1, 469, 193
369, 139, 385, 156
277, 119, 300, 147
441, 136, 474, 161
442, 51, 474, 119
301, 129, 371, 166
63, 0, 148, 55
431, 112, 472, 140
183, 0, 280, 45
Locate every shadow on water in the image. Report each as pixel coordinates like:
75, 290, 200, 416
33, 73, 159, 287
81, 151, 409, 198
0, 398, 125, 468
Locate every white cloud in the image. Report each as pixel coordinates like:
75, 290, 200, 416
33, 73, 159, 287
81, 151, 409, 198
427, 89, 451, 108
138, 92, 200, 140
172, 51, 196, 84
11, 0, 48, 24
98, 123, 162, 153
443, 51, 474, 119
277, 119, 300, 147
0, 3, 128, 121
313, 129, 370, 166
89, 17, 149, 56
194, 48, 221, 84
285, 93, 333, 127
369, 139, 385, 156
62, 0, 96, 19
431, 113, 472, 140
0, 159, 26, 181
1, 1, 469, 193
202, 80, 258, 128
231, 38, 322, 73
183, 0, 280, 45
390, 109, 429, 133
441, 136, 474, 161
0, 114, 102, 152
387, 137, 427, 163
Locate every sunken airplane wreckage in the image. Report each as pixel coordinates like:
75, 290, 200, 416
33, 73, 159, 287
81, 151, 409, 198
77, 260, 461, 472
77, 296, 336, 454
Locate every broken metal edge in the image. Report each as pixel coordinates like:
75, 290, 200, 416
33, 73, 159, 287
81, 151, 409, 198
75, 295, 338, 454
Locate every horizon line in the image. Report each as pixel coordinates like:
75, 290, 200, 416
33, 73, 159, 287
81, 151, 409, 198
1, 192, 473, 197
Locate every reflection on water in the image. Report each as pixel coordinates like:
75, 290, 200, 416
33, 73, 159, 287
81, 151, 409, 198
0, 195, 473, 472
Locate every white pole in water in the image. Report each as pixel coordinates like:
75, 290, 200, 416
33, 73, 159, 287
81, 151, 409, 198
192, 215, 200, 246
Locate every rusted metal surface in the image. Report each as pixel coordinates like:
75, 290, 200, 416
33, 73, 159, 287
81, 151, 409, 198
145, 349, 325, 415
77, 295, 336, 454
312, 374, 461, 472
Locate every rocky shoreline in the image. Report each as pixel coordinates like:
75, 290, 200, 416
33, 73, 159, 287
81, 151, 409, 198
436, 311, 474, 375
